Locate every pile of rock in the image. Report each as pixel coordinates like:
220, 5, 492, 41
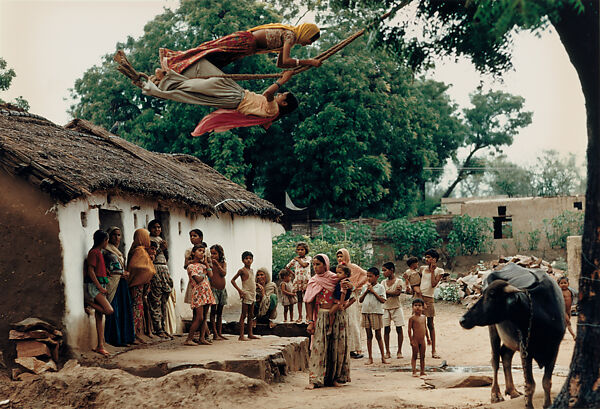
10, 318, 62, 379
457, 255, 564, 308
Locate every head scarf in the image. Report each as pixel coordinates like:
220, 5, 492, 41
126, 229, 155, 287
337, 248, 367, 288
248, 23, 320, 46
256, 267, 271, 284
105, 227, 125, 266
192, 109, 276, 136
304, 253, 337, 304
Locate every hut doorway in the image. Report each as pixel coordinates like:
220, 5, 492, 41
99, 209, 125, 254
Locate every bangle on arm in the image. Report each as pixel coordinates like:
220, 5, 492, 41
275, 81, 281, 89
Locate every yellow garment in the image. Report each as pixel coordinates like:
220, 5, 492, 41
237, 91, 279, 117
248, 23, 320, 45
126, 229, 156, 287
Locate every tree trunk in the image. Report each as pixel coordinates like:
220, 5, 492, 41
550, 2, 600, 408
442, 146, 480, 198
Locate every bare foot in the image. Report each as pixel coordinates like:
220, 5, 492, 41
239, 336, 249, 341
305, 384, 315, 390
397, 353, 404, 359
365, 358, 374, 365
198, 339, 211, 345
385, 352, 391, 359
218, 335, 228, 340
382, 357, 389, 364
92, 347, 110, 357
432, 353, 441, 359
248, 334, 260, 340
184, 340, 198, 346
332, 381, 343, 387
412, 372, 419, 377
420, 372, 426, 378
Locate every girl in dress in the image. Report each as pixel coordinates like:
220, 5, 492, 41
185, 244, 216, 346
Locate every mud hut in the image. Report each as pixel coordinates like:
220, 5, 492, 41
0, 105, 283, 356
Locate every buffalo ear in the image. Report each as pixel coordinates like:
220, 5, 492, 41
503, 284, 521, 294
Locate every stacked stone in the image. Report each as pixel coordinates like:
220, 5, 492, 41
9, 318, 62, 379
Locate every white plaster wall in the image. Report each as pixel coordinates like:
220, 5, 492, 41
57, 192, 280, 350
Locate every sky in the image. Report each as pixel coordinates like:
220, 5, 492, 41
0, 0, 586, 174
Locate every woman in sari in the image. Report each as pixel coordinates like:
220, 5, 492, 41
158, 22, 321, 78
305, 254, 351, 388
126, 229, 156, 344
254, 268, 278, 328
103, 227, 135, 346
336, 248, 367, 359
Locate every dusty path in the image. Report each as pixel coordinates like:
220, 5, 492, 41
0, 299, 576, 409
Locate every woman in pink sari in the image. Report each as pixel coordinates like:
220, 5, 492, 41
305, 254, 352, 388
336, 248, 368, 359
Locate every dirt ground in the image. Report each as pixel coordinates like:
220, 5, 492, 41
0, 298, 576, 409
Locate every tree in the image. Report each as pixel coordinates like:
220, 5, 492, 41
443, 88, 532, 198
487, 155, 535, 197
0, 57, 29, 110
532, 150, 583, 196
70, 0, 466, 220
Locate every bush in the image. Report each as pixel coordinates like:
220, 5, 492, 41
543, 210, 584, 249
376, 218, 442, 260
272, 223, 373, 280
437, 283, 461, 303
447, 215, 493, 256
527, 229, 541, 251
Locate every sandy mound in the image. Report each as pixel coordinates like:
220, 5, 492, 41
0, 363, 267, 409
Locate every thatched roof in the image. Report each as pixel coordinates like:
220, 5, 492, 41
0, 106, 282, 220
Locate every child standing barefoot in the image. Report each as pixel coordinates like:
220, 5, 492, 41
85, 230, 114, 357
285, 242, 312, 323
279, 270, 297, 322
209, 244, 228, 340
382, 262, 405, 359
185, 244, 215, 346
359, 267, 388, 365
558, 276, 577, 340
231, 251, 259, 341
408, 298, 431, 376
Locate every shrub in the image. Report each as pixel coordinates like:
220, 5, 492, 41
437, 283, 461, 303
527, 229, 541, 251
376, 218, 442, 260
447, 215, 493, 256
543, 211, 584, 249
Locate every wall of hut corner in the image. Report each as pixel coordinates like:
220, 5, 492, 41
0, 171, 65, 364
56, 192, 283, 351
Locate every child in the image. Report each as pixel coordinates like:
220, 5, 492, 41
185, 244, 215, 346
279, 270, 298, 322
327, 263, 353, 334
286, 242, 312, 323
209, 244, 228, 340
420, 249, 443, 359
231, 251, 259, 341
558, 276, 577, 340
84, 230, 114, 357
408, 298, 431, 377
359, 267, 388, 365
382, 262, 405, 359
403, 257, 422, 299
148, 219, 173, 339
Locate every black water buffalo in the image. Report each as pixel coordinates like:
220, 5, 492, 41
459, 263, 566, 408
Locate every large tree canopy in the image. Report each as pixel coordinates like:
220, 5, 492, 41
69, 0, 465, 219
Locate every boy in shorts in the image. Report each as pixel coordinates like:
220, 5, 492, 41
359, 267, 388, 365
420, 249, 443, 359
231, 251, 259, 341
382, 262, 405, 359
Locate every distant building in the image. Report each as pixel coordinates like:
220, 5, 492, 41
442, 195, 585, 252
0, 106, 283, 354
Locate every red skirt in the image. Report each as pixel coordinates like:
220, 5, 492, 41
159, 31, 257, 73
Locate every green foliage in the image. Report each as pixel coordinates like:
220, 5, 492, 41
272, 223, 373, 279
0, 57, 29, 110
527, 229, 541, 251
376, 218, 441, 259
447, 215, 493, 256
532, 150, 584, 196
69, 0, 467, 220
543, 210, 584, 249
437, 283, 461, 303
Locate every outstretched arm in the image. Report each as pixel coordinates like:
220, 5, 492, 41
263, 70, 294, 101
276, 39, 322, 69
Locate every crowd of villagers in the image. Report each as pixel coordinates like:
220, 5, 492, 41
85, 219, 446, 387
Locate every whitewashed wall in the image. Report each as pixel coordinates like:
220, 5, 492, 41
57, 192, 282, 350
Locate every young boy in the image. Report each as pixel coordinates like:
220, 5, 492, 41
359, 267, 388, 365
382, 262, 405, 359
420, 249, 444, 359
558, 276, 577, 340
327, 263, 353, 334
231, 251, 259, 341
403, 257, 422, 299
408, 298, 431, 377
285, 242, 312, 323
